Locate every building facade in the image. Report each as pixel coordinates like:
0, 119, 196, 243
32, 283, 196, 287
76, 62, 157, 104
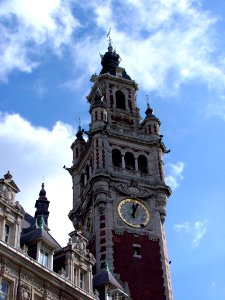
0, 172, 97, 300
68, 42, 173, 300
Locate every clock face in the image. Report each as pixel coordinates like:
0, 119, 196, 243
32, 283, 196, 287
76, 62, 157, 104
118, 199, 150, 228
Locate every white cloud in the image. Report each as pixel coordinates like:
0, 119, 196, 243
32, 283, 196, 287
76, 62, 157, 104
0, 112, 75, 245
174, 220, 208, 248
0, 0, 79, 81
72, 0, 225, 101
165, 161, 184, 190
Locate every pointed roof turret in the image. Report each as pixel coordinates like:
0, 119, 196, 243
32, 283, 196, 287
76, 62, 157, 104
145, 102, 154, 118
39, 182, 46, 197
75, 118, 85, 142
35, 183, 50, 226
145, 96, 154, 118
75, 125, 85, 142
4, 171, 13, 180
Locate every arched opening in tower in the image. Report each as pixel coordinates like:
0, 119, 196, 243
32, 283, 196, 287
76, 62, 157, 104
124, 152, 135, 170
138, 155, 148, 174
112, 149, 122, 168
115, 90, 126, 109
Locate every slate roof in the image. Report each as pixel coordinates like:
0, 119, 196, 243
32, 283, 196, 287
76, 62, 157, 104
21, 227, 61, 250
93, 271, 123, 290
21, 212, 61, 250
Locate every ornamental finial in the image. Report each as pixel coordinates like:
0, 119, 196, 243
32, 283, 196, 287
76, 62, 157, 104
78, 117, 81, 130
145, 95, 153, 117
107, 28, 113, 52
146, 95, 150, 108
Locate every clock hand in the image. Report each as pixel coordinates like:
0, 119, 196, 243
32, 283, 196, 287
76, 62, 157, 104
131, 203, 139, 218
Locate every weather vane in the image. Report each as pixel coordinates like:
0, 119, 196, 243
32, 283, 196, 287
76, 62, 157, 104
78, 116, 81, 128
107, 28, 112, 46
146, 95, 150, 108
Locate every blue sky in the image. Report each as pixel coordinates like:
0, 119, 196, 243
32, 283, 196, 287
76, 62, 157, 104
1, 1, 225, 299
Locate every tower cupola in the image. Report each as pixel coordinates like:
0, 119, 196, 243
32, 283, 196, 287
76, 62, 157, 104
100, 38, 131, 80
142, 101, 161, 136
71, 123, 86, 165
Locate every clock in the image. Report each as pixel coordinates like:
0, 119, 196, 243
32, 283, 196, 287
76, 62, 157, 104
118, 198, 150, 228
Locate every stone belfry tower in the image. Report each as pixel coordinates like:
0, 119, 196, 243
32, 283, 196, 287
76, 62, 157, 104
68, 39, 173, 300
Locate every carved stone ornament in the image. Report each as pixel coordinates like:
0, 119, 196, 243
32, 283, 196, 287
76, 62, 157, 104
20, 283, 31, 300
96, 200, 106, 214
112, 181, 154, 199
39, 284, 56, 300
21, 273, 33, 284
0, 260, 14, 278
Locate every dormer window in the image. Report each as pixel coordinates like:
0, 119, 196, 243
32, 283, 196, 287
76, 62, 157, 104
115, 91, 126, 109
4, 224, 9, 243
39, 249, 49, 268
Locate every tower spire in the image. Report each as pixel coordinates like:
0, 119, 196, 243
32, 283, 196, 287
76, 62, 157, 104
35, 182, 50, 226
145, 95, 154, 117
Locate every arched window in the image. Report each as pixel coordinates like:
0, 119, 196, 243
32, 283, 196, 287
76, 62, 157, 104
112, 149, 122, 168
138, 155, 148, 174
115, 91, 126, 109
125, 152, 135, 170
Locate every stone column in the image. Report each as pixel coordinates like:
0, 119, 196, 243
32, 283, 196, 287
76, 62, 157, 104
135, 157, 138, 171
122, 155, 125, 169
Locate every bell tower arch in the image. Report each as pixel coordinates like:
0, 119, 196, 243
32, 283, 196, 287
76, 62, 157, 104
68, 41, 173, 300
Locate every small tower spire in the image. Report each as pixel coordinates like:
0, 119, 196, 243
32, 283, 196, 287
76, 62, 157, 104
145, 95, 153, 117
35, 183, 50, 226
75, 119, 85, 142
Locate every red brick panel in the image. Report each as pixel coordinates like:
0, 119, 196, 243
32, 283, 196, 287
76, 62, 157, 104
112, 231, 166, 300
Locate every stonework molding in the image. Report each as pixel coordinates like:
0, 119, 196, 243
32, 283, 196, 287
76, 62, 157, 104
111, 181, 155, 199
21, 273, 33, 284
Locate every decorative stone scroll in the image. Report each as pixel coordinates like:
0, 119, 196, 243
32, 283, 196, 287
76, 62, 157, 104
112, 181, 155, 199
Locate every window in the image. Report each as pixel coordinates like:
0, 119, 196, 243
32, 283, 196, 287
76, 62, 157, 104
4, 224, 9, 243
74, 268, 77, 285
112, 149, 122, 168
138, 155, 148, 174
133, 244, 141, 258
124, 152, 135, 170
0, 280, 9, 300
80, 272, 84, 289
115, 91, 126, 109
39, 249, 49, 267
